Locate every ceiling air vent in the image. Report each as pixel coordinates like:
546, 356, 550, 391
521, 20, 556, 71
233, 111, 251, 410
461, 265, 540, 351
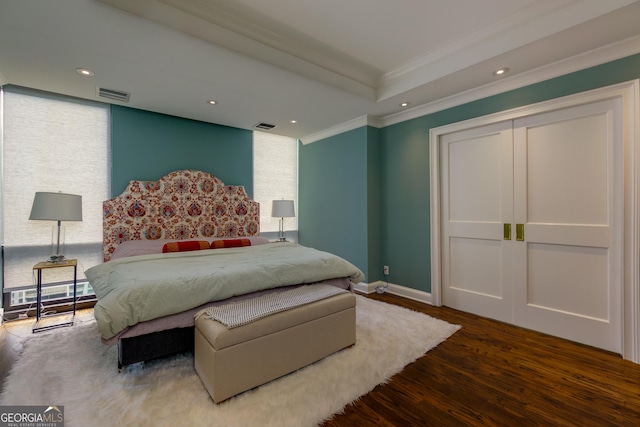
253, 122, 276, 131
97, 87, 130, 102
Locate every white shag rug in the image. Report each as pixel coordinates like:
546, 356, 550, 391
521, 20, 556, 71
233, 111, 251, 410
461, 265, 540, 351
1, 295, 459, 427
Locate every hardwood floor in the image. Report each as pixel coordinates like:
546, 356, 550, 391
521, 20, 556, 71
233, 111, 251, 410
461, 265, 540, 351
322, 293, 640, 427
1, 294, 639, 426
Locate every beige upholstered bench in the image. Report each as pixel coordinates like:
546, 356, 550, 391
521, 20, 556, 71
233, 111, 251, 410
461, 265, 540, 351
194, 291, 356, 403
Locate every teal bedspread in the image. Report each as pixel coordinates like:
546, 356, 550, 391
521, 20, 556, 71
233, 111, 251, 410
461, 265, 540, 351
85, 243, 365, 340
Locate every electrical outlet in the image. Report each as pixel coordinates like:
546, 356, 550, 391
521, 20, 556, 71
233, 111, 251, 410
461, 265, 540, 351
383, 265, 389, 275
18, 313, 28, 320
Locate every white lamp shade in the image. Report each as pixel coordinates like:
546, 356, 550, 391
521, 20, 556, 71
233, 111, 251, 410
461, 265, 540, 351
29, 192, 83, 221
271, 200, 295, 218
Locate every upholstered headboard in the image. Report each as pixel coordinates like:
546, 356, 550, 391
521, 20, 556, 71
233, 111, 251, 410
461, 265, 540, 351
102, 170, 259, 261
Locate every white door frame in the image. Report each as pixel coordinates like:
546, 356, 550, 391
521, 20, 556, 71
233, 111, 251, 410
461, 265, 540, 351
429, 80, 640, 363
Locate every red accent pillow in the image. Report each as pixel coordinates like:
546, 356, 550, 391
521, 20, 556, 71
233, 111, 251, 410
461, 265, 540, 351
210, 239, 251, 249
162, 240, 210, 253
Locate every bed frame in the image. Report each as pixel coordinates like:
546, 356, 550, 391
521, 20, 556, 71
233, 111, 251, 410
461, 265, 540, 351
118, 327, 194, 369
102, 170, 260, 368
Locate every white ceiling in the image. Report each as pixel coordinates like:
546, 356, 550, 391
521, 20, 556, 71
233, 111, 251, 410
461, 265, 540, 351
1, 0, 639, 142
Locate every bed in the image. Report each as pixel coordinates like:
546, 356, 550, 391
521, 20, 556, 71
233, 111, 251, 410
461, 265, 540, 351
86, 170, 364, 369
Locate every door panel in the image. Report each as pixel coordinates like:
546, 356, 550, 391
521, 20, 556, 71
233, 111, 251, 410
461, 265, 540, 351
513, 99, 622, 352
441, 122, 513, 323
527, 243, 609, 320
449, 237, 502, 298
447, 133, 502, 222
525, 114, 609, 225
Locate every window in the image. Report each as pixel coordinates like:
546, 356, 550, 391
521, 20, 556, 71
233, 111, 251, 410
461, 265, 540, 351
252, 132, 298, 239
1, 86, 110, 305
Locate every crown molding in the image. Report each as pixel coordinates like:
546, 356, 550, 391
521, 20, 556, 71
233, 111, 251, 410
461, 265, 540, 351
300, 115, 381, 145
380, 34, 640, 128
102, 0, 636, 105
304, 34, 640, 144
99, 0, 378, 100
377, 0, 639, 101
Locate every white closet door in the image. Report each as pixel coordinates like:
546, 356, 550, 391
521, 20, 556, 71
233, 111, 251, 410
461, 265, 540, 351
512, 98, 623, 352
440, 121, 514, 323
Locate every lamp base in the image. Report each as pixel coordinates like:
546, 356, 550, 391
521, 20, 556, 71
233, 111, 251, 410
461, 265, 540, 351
50, 224, 66, 262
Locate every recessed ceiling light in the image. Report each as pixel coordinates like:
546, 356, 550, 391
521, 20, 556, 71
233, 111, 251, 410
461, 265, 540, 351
290, 120, 297, 124
207, 99, 217, 105
400, 102, 410, 107
76, 68, 94, 76
493, 67, 510, 76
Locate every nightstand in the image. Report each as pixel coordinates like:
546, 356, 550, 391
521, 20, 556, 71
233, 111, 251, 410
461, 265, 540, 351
32, 259, 77, 333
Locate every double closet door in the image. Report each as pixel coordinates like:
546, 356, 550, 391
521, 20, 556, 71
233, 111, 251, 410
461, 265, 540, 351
440, 98, 623, 353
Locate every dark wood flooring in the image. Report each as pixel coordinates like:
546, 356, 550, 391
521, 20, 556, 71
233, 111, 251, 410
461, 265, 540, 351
323, 293, 640, 426
1, 294, 639, 426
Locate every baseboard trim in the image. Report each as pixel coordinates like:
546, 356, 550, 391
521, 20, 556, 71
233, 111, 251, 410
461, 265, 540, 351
353, 281, 433, 305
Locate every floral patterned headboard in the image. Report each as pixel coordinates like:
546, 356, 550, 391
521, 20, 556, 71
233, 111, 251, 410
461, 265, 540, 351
103, 170, 260, 261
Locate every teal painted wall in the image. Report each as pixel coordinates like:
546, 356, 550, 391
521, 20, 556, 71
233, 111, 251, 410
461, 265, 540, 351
381, 53, 640, 293
110, 106, 253, 197
380, 120, 432, 292
298, 127, 373, 280
367, 127, 382, 282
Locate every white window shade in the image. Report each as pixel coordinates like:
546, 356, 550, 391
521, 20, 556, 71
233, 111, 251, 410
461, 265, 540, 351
2, 87, 110, 289
253, 132, 298, 234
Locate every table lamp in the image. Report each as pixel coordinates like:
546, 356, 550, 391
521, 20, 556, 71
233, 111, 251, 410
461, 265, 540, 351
29, 192, 83, 262
271, 200, 295, 242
